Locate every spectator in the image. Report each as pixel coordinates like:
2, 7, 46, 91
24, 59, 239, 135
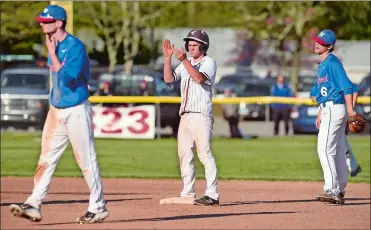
99, 81, 112, 96
270, 75, 292, 136
139, 80, 150, 96
222, 88, 242, 138
266, 68, 273, 78
98, 81, 113, 107
36, 58, 47, 68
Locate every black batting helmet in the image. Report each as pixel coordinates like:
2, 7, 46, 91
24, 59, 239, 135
183, 29, 209, 53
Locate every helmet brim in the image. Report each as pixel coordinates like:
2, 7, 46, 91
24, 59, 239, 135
183, 37, 208, 44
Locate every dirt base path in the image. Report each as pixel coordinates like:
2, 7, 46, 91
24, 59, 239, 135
1, 177, 370, 229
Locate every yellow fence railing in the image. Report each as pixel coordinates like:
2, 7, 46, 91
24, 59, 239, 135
89, 96, 370, 105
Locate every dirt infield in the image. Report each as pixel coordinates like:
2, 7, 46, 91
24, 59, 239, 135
1, 177, 370, 229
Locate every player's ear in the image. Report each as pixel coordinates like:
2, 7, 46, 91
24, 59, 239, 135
55, 20, 63, 28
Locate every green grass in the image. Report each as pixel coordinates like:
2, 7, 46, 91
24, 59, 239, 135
1, 132, 370, 182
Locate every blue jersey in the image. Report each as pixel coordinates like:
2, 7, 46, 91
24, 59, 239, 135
310, 82, 358, 97
310, 53, 353, 104
270, 83, 292, 109
48, 33, 90, 108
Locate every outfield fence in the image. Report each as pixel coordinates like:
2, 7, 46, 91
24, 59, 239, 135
2, 94, 368, 105
89, 96, 370, 137
2, 94, 369, 139
88, 95, 370, 105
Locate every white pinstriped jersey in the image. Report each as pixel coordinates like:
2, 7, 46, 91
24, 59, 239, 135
173, 56, 217, 118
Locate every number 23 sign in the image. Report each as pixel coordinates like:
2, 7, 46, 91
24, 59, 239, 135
92, 105, 156, 139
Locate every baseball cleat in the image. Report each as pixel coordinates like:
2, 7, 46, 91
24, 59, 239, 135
76, 209, 109, 224
327, 195, 345, 205
9, 204, 42, 222
315, 192, 328, 201
319, 192, 345, 205
193, 195, 219, 206
350, 166, 362, 177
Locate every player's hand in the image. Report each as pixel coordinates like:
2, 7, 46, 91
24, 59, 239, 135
315, 112, 321, 129
162, 40, 173, 58
347, 109, 357, 117
45, 34, 56, 55
173, 47, 187, 62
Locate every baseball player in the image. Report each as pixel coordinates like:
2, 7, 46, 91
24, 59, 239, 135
162, 30, 220, 205
311, 83, 362, 178
310, 30, 360, 205
9, 5, 108, 224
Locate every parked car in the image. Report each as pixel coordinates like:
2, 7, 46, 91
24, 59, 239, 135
291, 104, 366, 135
291, 74, 369, 134
357, 74, 370, 122
358, 74, 370, 95
108, 71, 181, 137
88, 66, 110, 96
296, 75, 316, 98
289, 75, 317, 133
214, 73, 260, 98
1, 67, 50, 129
291, 105, 319, 134
0, 54, 37, 74
236, 80, 272, 120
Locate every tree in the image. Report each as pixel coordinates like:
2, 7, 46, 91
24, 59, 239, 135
76, 2, 125, 72
234, 1, 371, 92
0, 1, 47, 54
324, 1, 371, 40
1, 1, 369, 69
122, 2, 182, 72
75, 2, 180, 73
235, 2, 328, 92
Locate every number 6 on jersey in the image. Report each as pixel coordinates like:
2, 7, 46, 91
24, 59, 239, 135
320, 86, 328, 97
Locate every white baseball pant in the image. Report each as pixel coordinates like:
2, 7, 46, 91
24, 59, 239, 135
25, 100, 107, 213
317, 103, 348, 195
177, 113, 219, 200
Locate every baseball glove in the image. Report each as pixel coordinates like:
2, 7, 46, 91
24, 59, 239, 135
348, 113, 367, 133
